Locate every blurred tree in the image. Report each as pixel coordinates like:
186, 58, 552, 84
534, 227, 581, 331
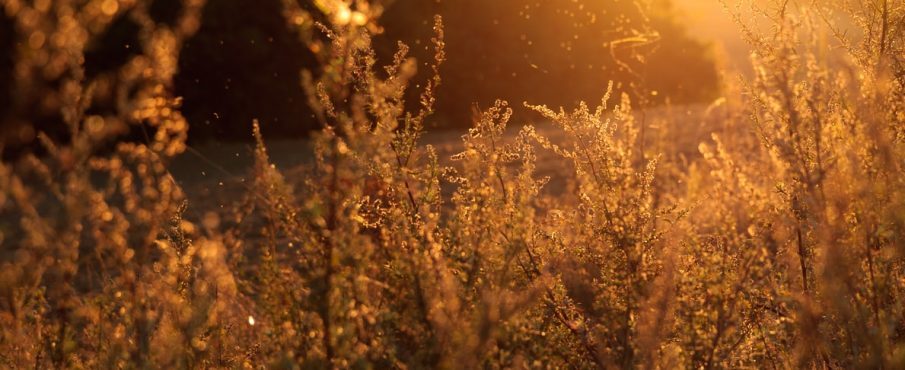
644, 0, 720, 103
1, 0, 717, 149
381, 0, 719, 126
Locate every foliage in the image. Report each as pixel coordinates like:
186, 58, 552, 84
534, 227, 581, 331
0, 0, 903, 368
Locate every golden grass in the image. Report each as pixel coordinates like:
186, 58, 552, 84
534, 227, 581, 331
1, 0, 903, 368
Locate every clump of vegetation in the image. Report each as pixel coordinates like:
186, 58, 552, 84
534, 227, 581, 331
1, 0, 903, 368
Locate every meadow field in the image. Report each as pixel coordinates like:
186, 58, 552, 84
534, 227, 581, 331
1, 0, 904, 368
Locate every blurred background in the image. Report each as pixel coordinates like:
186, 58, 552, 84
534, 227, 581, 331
0, 0, 748, 153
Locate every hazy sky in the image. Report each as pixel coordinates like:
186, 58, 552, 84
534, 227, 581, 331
671, 0, 752, 73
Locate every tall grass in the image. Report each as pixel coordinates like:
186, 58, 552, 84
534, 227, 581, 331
1, 0, 903, 368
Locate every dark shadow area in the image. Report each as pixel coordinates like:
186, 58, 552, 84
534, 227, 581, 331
174, 0, 318, 141
0, 13, 18, 145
